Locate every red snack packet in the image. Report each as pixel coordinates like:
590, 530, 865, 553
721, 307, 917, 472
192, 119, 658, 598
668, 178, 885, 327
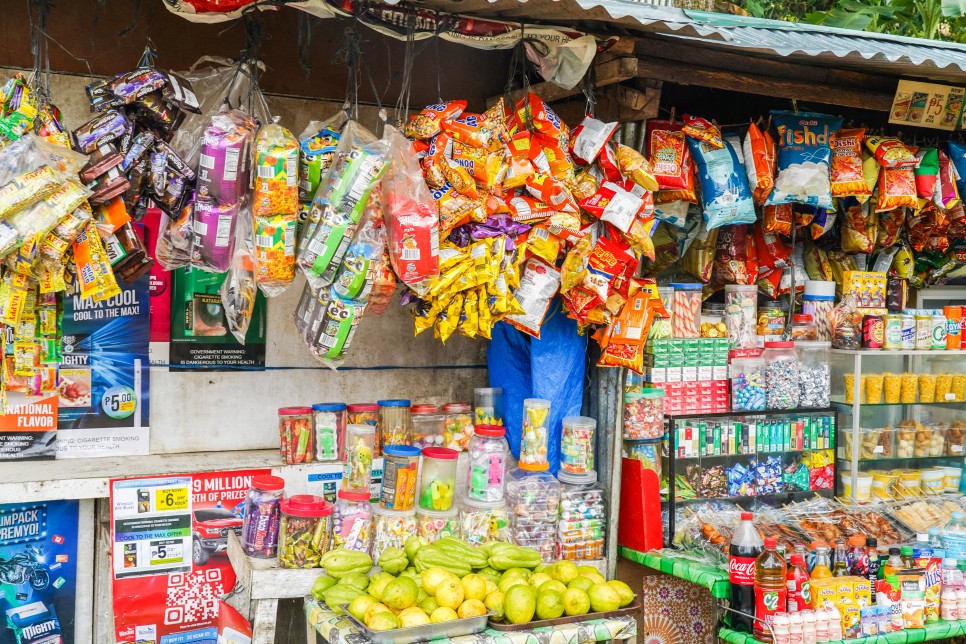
762, 204, 793, 236
877, 166, 918, 211
711, 224, 758, 290
754, 222, 791, 273
597, 143, 623, 184
743, 122, 776, 205
682, 115, 723, 149
830, 128, 871, 201
583, 236, 634, 303
949, 201, 966, 238
406, 100, 467, 139
914, 148, 939, 199
579, 181, 646, 233
570, 115, 617, 166
505, 194, 556, 223
866, 136, 919, 168
526, 173, 577, 213
647, 120, 690, 190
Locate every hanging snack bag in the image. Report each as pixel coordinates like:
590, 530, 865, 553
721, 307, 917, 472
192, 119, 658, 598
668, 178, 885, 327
937, 147, 960, 209
196, 108, 256, 205
687, 135, 756, 230
298, 114, 345, 204
191, 199, 239, 273
742, 121, 776, 205
647, 120, 691, 191
579, 181, 647, 234
569, 115, 617, 166
830, 128, 871, 201
840, 198, 876, 254
683, 223, 718, 283
220, 211, 258, 344
877, 165, 917, 211
406, 100, 467, 140
617, 144, 659, 191
682, 115, 723, 149
914, 148, 939, 199
877, 207, 906, 249
506, 257, 561, 339
866, 136, 918, 169
767, 111, 842, 209
253, 124, 298, 218
762, 204, 792, 237
946, 141, 966, 203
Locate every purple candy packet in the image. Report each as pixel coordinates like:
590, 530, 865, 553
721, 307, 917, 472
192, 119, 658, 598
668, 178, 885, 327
109, 68, 167, 104
191, 198, 238, 272
73, 109, 128, 153
197, 110, 256, 204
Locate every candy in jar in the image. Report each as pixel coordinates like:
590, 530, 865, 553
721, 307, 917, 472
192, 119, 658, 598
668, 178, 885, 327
312, 402, 345, 461
520, 398, 551, 469
560, 416, 596, 475
346, 403, 379, 458
506, 467, 560, 563
467, 425, 508, 503
416, 507, 459, 543
240, 475, 285, 558
459, 498, 509, 545
762, 341, 801, 410
277, 495, 332, 569
278, 407, 314, 464
342, 424, 375, 494
380, 445, 420, 511
624, 390, 665, 439
724, 284, 757, 349
670, 283, 702, 338
418, 447, 458, 511
731, 357, 766, 411
411, 404, 445, 449
441, 402, 474, 451
557, 470, 606, 561
370, 503, 416, 562
331, 490, 373, 553
474, 387, 504, 425
378, 399, 412, 449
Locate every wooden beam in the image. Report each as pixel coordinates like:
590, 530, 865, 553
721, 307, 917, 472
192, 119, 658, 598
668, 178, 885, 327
489, 56, 638, 108
635, 57, 895, 112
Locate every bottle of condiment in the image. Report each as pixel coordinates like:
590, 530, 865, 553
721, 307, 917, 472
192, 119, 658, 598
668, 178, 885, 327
832, 541, 849, 577
882, 547, 903, 577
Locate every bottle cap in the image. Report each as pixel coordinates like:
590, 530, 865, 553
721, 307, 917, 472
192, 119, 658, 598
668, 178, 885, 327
741, 512, 754, 520
848, 534, 866, 547
804, 280, 836, 298
765, 537, 778, 548
791, 554, 805, 565
901, 546, 913, 555
889, 547, 901, 555
867, 537, 878, 548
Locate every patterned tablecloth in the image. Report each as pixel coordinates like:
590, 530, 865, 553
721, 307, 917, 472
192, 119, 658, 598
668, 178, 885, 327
620, 547, 730, 600
304, 598, 637, 644
721, 621, 966, 644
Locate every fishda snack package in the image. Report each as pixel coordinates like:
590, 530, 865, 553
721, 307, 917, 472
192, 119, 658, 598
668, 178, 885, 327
767, 111, 842, 209
687, 135, 755, 230
830, 128, 872, 201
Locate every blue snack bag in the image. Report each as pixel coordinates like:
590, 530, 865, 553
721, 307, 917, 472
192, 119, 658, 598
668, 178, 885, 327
767, 111, 842, 210
6, 602, 62, 644
687, 134, 756, 231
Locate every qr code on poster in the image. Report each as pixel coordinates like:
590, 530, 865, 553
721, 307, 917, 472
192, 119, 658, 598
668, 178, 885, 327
164, 569, 225, 625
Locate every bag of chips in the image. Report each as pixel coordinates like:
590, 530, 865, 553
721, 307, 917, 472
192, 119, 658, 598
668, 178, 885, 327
915, 148, 939, 199
682, 115, 723, 149
937, 148, 960, 209
866, 135, 918, 168
742, 122, 775, 206
762, 204, 792, 237
710, 224, 758, 290
506, 257, 561, 339
687, 135, 756, 230
830, 128, 871, 201
767, 111, 842, 209
647, 120, 694, 194
877, 166, 917, 211
616, 144, 659, 191
406, 100, 467, 140
682, 223, 718, 283
221, 208, 258, 344
876, 208, 906, 249
840, 198, 876, 254
569, 115, 617, 166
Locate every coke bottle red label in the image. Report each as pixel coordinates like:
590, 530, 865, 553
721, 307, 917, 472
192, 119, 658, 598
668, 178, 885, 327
730, 556, 758, 584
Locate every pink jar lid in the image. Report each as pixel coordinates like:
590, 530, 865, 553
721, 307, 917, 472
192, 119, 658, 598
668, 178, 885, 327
279, 407, 313, 415
280, 494, 332, 518
422, 447, 458, 460
347, 403, 379, 412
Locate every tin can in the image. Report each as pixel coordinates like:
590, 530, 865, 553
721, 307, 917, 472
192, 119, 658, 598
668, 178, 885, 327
900, 314, 916, 349
883, 315, 902, 350
915, 312, 933, 350
946, 306, 963, 350
932, 312, 948, 350
862, 315, 884, 349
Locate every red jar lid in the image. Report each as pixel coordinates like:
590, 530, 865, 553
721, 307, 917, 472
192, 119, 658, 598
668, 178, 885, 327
347, 403, 379, 412
422, 447, 458, 460
337, 490, 372, 502
442, 402, 471, 413
475, 425, 505, 437
793, 314, 813, 323
411, 404, 440, 414
280, 494, 332, 518
251, 475, 285, 492
763, 341, 794, 349
279, 407, 313, 415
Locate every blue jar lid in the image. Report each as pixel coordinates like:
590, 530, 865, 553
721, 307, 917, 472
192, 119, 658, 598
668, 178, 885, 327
669, 283, 702, 290
384, 445, 421, 457
802, 294, 835, 301
378, 399, 411, 407
313, 403, 347, 411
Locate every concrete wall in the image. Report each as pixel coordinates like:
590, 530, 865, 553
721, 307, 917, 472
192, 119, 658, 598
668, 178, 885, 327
18, 67, 489, 455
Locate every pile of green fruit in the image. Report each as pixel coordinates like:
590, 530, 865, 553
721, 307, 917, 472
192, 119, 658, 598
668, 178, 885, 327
310, 536, 636, 632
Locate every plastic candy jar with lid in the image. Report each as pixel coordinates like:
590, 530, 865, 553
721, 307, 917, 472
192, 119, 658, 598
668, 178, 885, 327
312, 402, 345, 461
506, 467, 561, 562
277, 495, 332, 568
474, 387, 504, 425
442, 402, 474, 451
669, 283, 702, 338
371, 503, 416, 562
731, 357, 766, 412
240, 475, 285, 558
520, 398, 551, 469
342, 424, 375, 494
623, 390, 665, 439
378, 399, 412, 450
411, 404, 445, 449
278, 407, 314, 464
459, 497, 509, 545
763, 341, 801, 410
796, 341, 831, 408
418, 447, 458, 511
467, 425, 508, 502
416, 506, 460, 542
331, 490, 373, 552
347, 403, 379, 457
791, 314, 817, 341
380, 445, 421, 511
757, 300, 787, 336
557, 470, 606, 561
560, 416, 596, 474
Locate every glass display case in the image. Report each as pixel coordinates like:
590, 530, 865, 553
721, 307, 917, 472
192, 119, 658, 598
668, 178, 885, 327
830, 348, 966, 504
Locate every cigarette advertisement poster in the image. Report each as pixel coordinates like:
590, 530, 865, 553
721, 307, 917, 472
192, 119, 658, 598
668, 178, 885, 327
112, 470, 269, 644
0, 500, 79, 644
56, 272, 150, 458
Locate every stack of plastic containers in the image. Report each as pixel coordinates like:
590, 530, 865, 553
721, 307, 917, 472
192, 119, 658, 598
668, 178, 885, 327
507, 467, 561, 563
557, 470, 606, 560
460, 423, 511, 545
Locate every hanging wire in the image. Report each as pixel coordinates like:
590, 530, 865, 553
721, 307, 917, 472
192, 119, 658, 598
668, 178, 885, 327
504, 24, 535, 128
296, 10, 323, 77
27, 0, 53, 103
582, 60, 598, 118
332, 1, 382, 122
393, 9, 418, 128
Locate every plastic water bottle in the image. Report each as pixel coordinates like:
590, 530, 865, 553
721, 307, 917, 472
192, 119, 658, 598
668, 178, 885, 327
942, 512, 966, 561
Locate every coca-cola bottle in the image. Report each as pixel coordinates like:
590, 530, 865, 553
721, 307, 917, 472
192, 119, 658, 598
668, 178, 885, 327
755, 537, 788, 642
730, 511, 764, 632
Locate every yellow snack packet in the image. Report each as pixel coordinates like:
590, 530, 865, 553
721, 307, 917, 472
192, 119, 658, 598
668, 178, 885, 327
0, 272, 32, 326
0, 166, 60, 218
438, 293, 464, 343
414, 299, 441, 335
526, 224, 562, 265
73, 221, 120, 302
459, 289, 479, 338
477, 288, 493, 339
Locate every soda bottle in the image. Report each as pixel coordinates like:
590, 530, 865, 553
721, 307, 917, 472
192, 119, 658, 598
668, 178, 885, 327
882, 547, 903, 577
755, 537, 788, 642
811, 545, 833, 579
806, 541, 826, 574
730, 511, 764, 633
832, 541, 849, 577
786, 553, 811, 612
865, 538, 880, 593
848, 534, 867, 577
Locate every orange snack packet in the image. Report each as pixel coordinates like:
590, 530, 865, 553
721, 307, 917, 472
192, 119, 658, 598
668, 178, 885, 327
830, 128, 872, 201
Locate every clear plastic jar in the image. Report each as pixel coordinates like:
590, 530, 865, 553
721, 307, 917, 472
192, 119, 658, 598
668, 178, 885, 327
418, 447, 458, 511
757, 300, 787, 336
624, 390, 665, 439
791, 314, 817, 341
762, 341, 801, 410
371, 503, 416, 562
670, 283, 702, 338
342, 424, 375, 494
278, 407, 314, 464
331, 490, 373, 552
347, 403, 379, 458
467, 425, 508, 503
560, 416, 596, 474
378, 399, 412, 449
459, 497, 509, 545
797, 341, 830, 408
240, 475, 285, 558
557, 470, 605, 561
700, 302, 727, 339
474, 387, 504, 426
506, 467, 560, 562
380, 445, 421, 511
724, 284, 757, 349
520, 398, 551, 470
731, 357, 766, 411
441, 402, 474, 451
277, 495, 332, 568
312, 402, 345, 461
624, 371, 646, 394
416, 506, 460, 542
622, 439, 662, 479
411, 404, 445, 449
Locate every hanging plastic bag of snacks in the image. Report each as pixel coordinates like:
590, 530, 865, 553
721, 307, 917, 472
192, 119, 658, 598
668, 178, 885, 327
830, 128, 871, 201
687, 135, 755, 230
767, 111, 842, 210
220, 211, 258, 344
742, 121, 775, 206
250, 123, 299, 296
